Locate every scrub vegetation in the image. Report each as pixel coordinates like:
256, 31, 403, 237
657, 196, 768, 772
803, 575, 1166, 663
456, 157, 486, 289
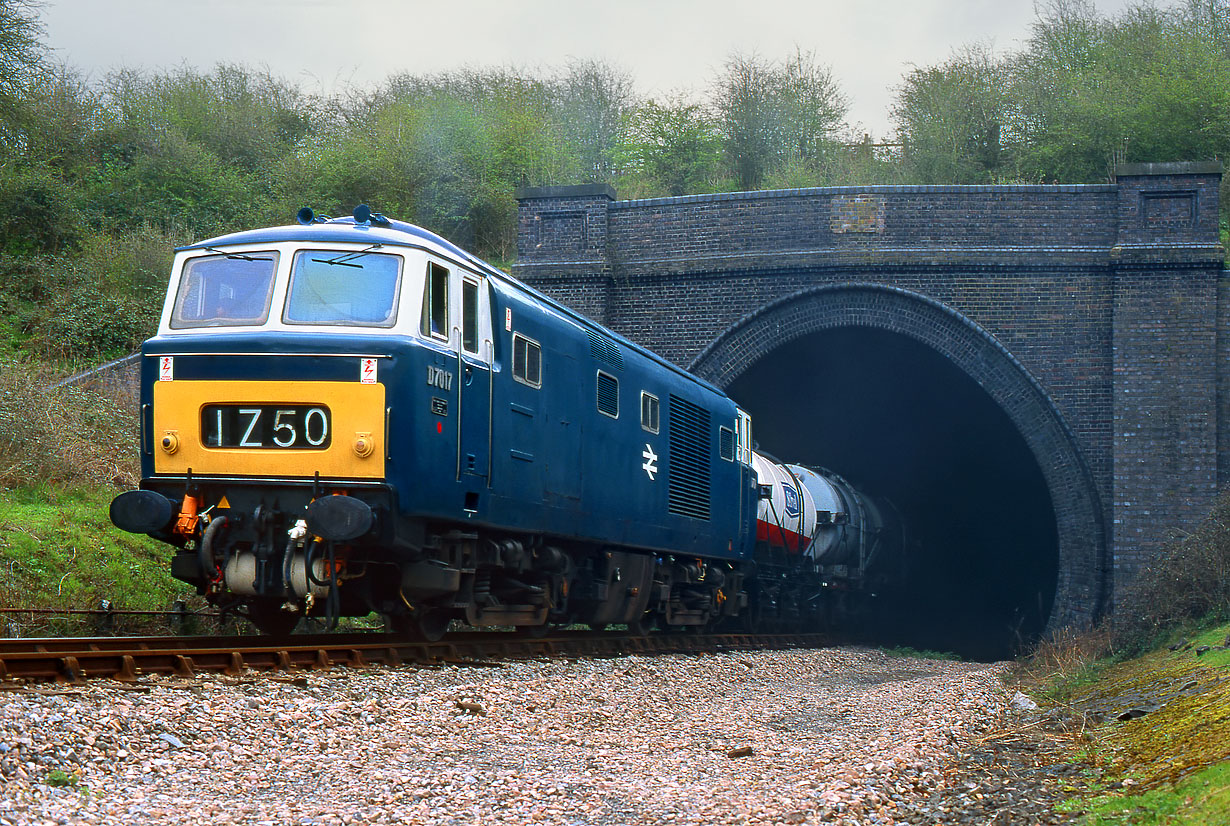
0, 360, 189, 630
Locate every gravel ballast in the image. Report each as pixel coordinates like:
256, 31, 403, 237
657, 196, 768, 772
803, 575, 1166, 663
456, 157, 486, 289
0, 647, 1064, 825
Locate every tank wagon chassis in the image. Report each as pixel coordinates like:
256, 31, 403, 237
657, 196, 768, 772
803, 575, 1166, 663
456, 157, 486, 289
110, 206, 902, 640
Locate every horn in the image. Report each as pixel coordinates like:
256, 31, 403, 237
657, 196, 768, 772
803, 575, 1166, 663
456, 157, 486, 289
296, 207, 315, 225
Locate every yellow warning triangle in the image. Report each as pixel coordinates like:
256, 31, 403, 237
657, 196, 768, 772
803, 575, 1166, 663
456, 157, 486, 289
217, 494, 231, 510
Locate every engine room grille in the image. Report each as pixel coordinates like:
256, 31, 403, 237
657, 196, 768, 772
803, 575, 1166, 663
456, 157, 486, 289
668, 395, 711, 520
587, 330, 624, 369
597, 371, 619, 417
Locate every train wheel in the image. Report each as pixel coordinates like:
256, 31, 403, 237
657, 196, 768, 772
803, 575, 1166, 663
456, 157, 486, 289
517, 620, 553, 638
384, 608, 451, 641
246, 602, 299, 636
412, 609, 451, 642
627, 617, 654, 637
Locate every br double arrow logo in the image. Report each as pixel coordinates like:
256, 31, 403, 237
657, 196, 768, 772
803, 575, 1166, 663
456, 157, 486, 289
642, 443, 658, 481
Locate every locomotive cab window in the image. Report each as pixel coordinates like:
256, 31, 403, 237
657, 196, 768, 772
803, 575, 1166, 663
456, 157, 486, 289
736, 408, 753, 465
597, 371, 619, 418
422, 261, 449, 341
719, 426, 735, 461
512, 333, 541, 387
641, 392, 659, 433
283, 249, 401, 326
171, 251, 279, 328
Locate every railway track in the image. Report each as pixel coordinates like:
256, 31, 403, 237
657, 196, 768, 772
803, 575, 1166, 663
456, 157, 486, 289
0, 630, 830, 684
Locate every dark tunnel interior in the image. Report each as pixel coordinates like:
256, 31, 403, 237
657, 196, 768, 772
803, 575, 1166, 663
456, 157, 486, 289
726, 326, 1059, 660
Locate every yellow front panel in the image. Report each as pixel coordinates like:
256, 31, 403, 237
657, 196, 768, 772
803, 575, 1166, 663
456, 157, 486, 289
153, 380, 386, 478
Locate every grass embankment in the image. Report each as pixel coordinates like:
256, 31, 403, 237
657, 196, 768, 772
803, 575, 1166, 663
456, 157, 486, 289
1017, 487, 1230, 824
0, 485, 191, 628
1025, 621, 1230, 825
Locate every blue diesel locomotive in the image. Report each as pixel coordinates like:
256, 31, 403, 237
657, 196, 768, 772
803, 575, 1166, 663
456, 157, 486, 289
110, 208, 898, 638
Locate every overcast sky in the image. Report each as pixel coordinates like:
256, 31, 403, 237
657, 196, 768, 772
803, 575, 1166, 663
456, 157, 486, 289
39, 0, 1139, 139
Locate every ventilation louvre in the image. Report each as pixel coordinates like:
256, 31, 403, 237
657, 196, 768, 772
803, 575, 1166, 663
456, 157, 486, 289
597, 372, 619, 417
587, 330, 624, 369
668, 395, 711, 520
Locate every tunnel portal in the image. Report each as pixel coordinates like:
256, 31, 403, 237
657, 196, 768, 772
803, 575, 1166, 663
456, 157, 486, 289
727, 326, 1058, 658
516, 166, 1226, 640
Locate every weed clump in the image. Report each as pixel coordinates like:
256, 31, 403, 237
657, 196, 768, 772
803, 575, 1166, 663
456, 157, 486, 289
1112, 492, 1230, 654
44, 768, 80, 788
1014, 624, 1112, 703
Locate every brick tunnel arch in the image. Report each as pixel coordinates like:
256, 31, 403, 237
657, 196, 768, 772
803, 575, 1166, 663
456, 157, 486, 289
689, 284, 1109, 644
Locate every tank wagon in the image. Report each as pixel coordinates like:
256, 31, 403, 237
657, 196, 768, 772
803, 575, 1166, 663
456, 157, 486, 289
110, 207, 900, 638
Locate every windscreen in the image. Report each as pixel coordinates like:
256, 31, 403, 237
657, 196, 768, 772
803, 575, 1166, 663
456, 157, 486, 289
284, 249, 402, 326
170, 252, 279, 328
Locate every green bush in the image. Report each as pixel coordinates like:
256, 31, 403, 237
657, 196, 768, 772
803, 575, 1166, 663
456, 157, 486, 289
0, 162, 81, 254
72, 225, 177, 296
0, 227, 169, 362
33, 287, 153, 360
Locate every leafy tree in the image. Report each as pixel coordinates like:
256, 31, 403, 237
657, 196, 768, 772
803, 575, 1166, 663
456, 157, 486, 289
76, 65, 317, 235
615, 97, 724, 197
292, 68, 584, 259
892, 44, 1010, 183
556, 60, 635, 181
1006, 0, 1230, 181
1008, 0, 1133, 181
20, 65, 102, 178
714, 50, 848, 190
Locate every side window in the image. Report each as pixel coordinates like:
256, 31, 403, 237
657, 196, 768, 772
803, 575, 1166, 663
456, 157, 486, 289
462, 277, 479, 353
597, 371, 619, 418
422, 261, 449, 340
641, 392, 660, 433
512, 333, 542, 388
719, 426, 735, 461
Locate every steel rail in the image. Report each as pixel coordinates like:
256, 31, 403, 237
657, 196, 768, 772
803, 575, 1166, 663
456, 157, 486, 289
0, 631, 830, 684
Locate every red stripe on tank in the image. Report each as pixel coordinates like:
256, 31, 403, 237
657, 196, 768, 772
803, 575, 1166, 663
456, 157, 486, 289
756, 520, 810, 552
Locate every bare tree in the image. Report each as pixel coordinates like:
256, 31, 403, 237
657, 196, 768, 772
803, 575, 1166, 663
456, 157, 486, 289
557, 59, 635, 181
0, 0, 44, 141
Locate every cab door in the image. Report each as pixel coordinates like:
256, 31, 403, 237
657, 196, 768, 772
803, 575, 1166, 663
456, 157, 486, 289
736, 408, 756, 554
456, 274, 492, 486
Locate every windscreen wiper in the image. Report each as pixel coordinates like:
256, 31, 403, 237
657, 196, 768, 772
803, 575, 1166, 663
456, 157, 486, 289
312, 244, 384, 268
203, 246, 272, 262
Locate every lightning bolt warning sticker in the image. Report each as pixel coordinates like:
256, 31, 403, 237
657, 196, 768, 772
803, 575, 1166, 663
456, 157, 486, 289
360, 358, 378, 384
